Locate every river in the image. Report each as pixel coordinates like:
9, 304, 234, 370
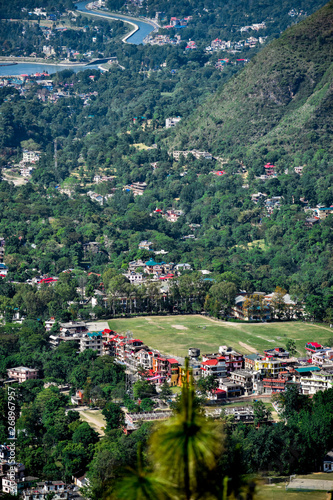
0, 62, 101, 77
0, 2, 155, 77
75, 1, 156, 45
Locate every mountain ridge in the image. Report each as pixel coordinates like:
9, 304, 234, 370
170, 0, 333, 159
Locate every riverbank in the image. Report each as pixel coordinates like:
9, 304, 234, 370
86, 2, 160, 29
0, 56, 91, 66
83, 2, 139, 43
76, 1, 157, 44
95, 9, 160, 43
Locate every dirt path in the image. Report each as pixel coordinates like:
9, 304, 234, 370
194, 315, 243, 328
2, 172, 28, 186
309, 323, 333, 333
72, 407, 106, 436
238, 341, 257, 353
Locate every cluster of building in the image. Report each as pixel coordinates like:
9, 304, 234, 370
5, 304, 333, 414
251, 192, 283, 215
92, 174, 115, 184
255, 162, 277, 180
6, 334, 333, 401
288, 8, 307, 17
231, 291, 297, 321
0, 72, 101, 110
206, 36, 266, 53
171, 149, 213, 160
47, 320, 105, 353
86, 190, 105, 205
185, 41, 197, 50
123, 258, 191, 284
0, 447, 38, 497
48, 325, 333, 400
200, 343, 333, 399
0, 444, 81, 498
306, 206, 333, 220
145, 34, 182, 46
163, 16, 192, 29
0, 238, 5, 264
18, 150, 40, 178
239, 22, 266, 32
152, 208, 184, 223
123, 182, 147, 196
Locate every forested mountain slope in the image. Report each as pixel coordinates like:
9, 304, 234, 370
170, 0, 333, 160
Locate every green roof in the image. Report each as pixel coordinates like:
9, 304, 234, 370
145, 259, 159, 266
87, 331, 103, 338
295, 366, 321, 373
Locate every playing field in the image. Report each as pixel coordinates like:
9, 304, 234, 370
107, 315, 332, 358
256, 484, 327, 500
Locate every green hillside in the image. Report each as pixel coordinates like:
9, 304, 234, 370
170, 0, 333, 158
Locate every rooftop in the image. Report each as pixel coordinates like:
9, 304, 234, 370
7, 366, 37, 372
295, 366, 321, 373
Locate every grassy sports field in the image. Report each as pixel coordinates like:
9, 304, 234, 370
255, 484, 327, 500
107, 315, 332, 358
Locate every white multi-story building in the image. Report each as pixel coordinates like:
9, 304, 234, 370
42, 45, 56, 56
138, 240, 152, 250
45, 318, 56, 331
79, 332, 103, 355
229, 369, 259, 394
200, 358, 227, 378
22, 151, 40, 163
22, 481, 68, 500
20, 166, 35, 177
300, 371, 333, 395
172, 150, 212, 161
165, 117, 181, 128
135, 349, 153, 371
312, 349, 333, 367
123, 271, 145, 284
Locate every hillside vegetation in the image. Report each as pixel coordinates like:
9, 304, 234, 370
170, 0, 333, 159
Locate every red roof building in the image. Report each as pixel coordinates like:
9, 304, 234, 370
305, 342, 323, 352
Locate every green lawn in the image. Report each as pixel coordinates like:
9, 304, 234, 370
107, 315, 332, 358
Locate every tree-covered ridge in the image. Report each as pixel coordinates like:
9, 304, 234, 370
0, 16, 126, 60
108, 0, 327, 41
170, 0, 333, 160
0, 0, 75, 19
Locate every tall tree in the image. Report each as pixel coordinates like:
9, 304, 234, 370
149, 359, 224, 500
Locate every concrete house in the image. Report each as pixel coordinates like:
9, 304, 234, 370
7, 367, 39, 383
79, 332, 103, 355
200, 358, 227, 379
